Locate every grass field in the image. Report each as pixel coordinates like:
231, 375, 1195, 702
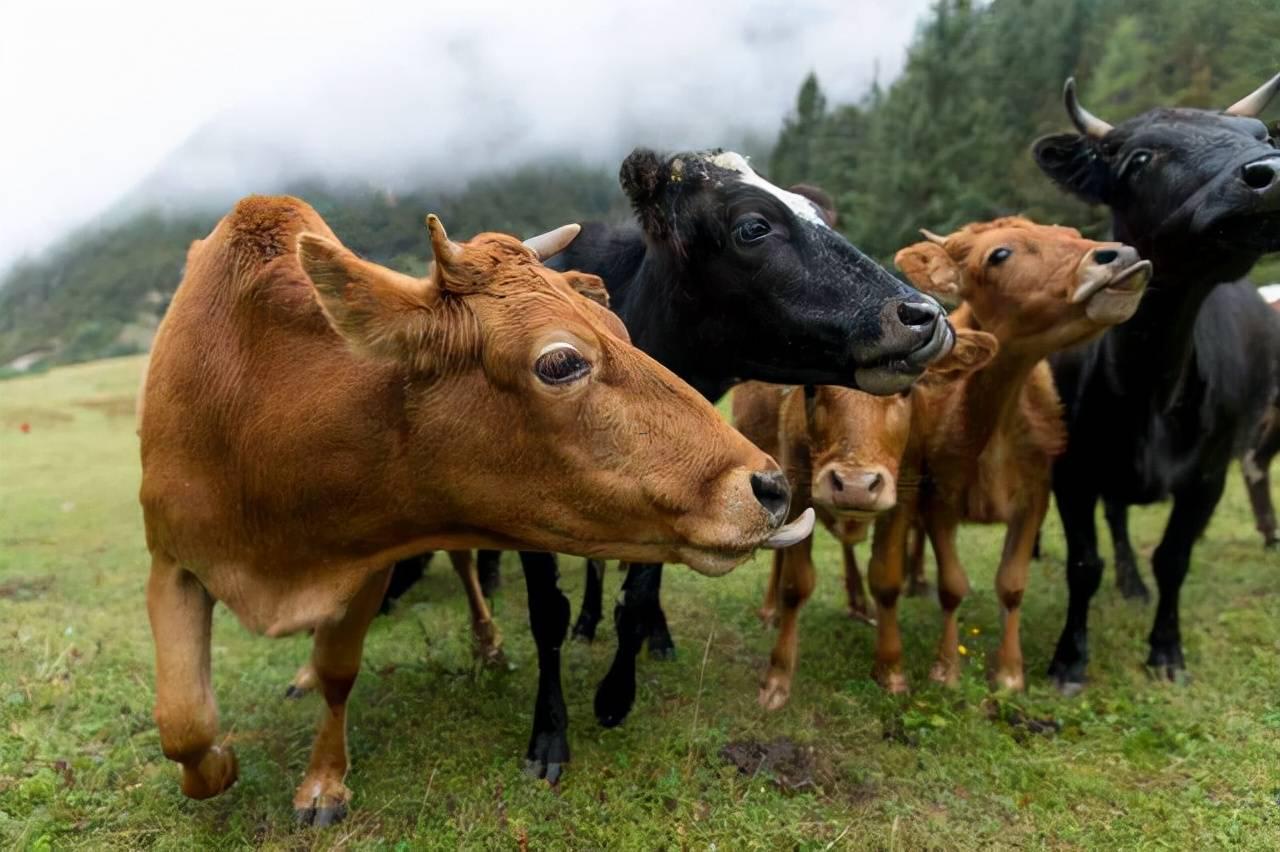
1, 355, 1278, 850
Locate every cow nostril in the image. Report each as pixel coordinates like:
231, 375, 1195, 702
830, 471, 844, 492
867, 472, 884, 495
1093, 249, 1119, 265
1243, 159, 1279, 190
750, 470, 791, 523
897, 299, 940, 330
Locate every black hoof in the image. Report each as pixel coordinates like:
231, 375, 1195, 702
1264, 538, 1279, 551
296, 803, 347, 828
1145, 644, 1186, 683
571, 615, 599, 643
1116, 573, 1151, 603
283, 685, 310, 700
523, 759, 564, 785
594, 672, 636, 728
648, 644, 677, 661
1047, 659, 1087, 697
525, 728, 569, 785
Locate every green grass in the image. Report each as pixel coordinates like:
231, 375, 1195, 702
2, 356, 1278, 849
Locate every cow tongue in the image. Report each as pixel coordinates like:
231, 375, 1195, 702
764, 507, 816, 549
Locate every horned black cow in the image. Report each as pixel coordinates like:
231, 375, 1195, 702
1032, 74, 1280, 692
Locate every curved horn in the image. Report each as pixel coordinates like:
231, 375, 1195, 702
920, 228, 949, 247
1226, 71, 1280, 117
524, 223, 581, 261
426, 214, 463, 268
1064, 77, 1113, 139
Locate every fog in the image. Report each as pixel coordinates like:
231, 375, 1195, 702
0, 0, 930, 268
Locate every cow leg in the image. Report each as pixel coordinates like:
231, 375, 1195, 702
1104, 499, 1150, 602
841, 539, 875, 625
926, 510, 969, 687
147, 554, 238, 800
293, 566, 389, 827
904, 520, 931, 598
380, 554, 429, 615
758, 550, 782, 628
520, 551, 570, 783
476, 549, 503, 599
868, 500, 915, 694
645, 569, 676, 660
448, 549, 504, 665
760, 534, 817, 710
1047, 471, 1102, 695
571, 559, 607, 642
1147, 472, 1227, 680
1244, 415, 1280, 548
594, 562, 662, 727
992, 487, 1049, 692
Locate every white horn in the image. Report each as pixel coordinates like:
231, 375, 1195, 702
524, 223, 581, 261
1226, 71, 1280, 117
1064, 77, 1113, 139
920, 228, 949, 247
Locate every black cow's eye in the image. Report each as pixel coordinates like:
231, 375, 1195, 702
733, 215, 772, 245
534, 344, 591, 385
1122, 150, 1153, 178
988, 247, 1012, 266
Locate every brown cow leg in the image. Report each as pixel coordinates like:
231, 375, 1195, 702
292, 567, 390, 827
757, 550, 782, 628
840, 538, 875, 625
926, 511, 970, 687
759, 535, 817, 710
992, 488, 1049, 691
869, 501, 914, 693
449, 549, 504, 665
147, 554, 238, 800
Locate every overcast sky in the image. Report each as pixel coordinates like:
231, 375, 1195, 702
0, 0, 930, 269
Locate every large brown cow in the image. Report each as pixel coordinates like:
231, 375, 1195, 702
138, 195, 814, 824
869, 217, 1150, 693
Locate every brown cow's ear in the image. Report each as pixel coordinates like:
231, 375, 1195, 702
895, 241, 962, 298
299, 232, 435, 361
917, 328, 998, 387
563, 271, 610, 308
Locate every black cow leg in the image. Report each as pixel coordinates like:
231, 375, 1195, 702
1147, 472, 1226, 681
1244, 419, 1280, 549
594, 562, 662, 727
477, 549, 503, 600
1031, 531, 1042, 561
1047, 472, 1102, 695
571, 559, 607, 642
520, 551, 570, 783
380, 554, 430, 614
1104, 499, 1151, 602
646, 570, 676, 660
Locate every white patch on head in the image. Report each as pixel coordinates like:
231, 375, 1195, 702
707, 151, 830, 229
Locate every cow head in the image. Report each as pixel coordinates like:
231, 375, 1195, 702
298, 216, 813, 574
802, 329, 997, 519
620, 149, 953, 394
895, 217, 1150, 355
1035, 74, 1280, 281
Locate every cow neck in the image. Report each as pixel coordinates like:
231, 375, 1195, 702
949, 305, 1043, 449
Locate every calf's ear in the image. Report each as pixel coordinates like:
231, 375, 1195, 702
917, 328, 998, 387
299, 233, 436, 362
563, 271, 610, 308
895, 240, 962, 298
1032, 133, 1110, 205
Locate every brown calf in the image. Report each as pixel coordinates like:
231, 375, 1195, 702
733, 329, 996, 710
868, 217, 1150, 693
139, 195, 811, 824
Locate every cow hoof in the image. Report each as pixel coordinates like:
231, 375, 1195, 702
757, 673, 792, 711
523, 759, 564, 786
928, 661, 960, 688
283, 684, 311, 700
845, 606, 877, 626
593, 673, 636, 729
570, 616, 599, 643
473, 628, 506, 667
293, 778, 351, 828
284, 664, 318, 700
296, 802, 348, 828
1263, 537, 1278, 551
1117, 577, 1151, 603
524, 727, 569, 785
992, 670, 1026, 693
874, 668, 910, 695
180, 745, 239, 800
756, 607, 778, 629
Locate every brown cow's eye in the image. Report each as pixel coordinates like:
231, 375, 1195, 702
988, 248, 1012, 266
535, 344, 591, 385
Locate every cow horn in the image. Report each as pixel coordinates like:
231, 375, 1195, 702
1064, 77, 1113, 139
1225, 71, 1280, 118
426, 214, 464, 268
920, 228, 948, 247
524, 223, 581, 261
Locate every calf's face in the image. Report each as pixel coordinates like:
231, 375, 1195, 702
895, 218, 1150, 353
299, 217, 812, 574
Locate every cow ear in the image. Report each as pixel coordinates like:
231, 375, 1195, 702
895, 241, 962, 298
1032, 133, 1110, 205
918, 329, 998, 387
299, 233, 435, 361
788, 184, 838, 228
563, 271, 610, 308
620, 148, 672, 238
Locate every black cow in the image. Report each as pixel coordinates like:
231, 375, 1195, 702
1032, 74, 1280, 692
470, 148, 951, 781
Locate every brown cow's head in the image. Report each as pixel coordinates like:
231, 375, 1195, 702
297, 217, 813, 574
894, 217, 1150, 354
801, 329, 997, 519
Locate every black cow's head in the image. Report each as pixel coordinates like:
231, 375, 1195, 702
619, 149, 953, 394
1035, 74, 1280, 282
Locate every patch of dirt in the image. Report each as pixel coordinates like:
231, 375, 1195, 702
74, 395, 137, 418
0, 576, 54, 601
720, 736, 833, 793
983, 698, 1061, 741
1, 407, 74, 429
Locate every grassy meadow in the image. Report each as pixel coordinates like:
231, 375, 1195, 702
1, 355, 1278, 849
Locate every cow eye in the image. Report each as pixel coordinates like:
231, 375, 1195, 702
1122, 150, 1153, 178
732, 215, 772, 245
534, 343, 591, 385
988, 248, 1012, 266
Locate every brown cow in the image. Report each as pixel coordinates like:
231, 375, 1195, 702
139, 195, 814, 824
733, 329, 996, 710
868, 217, 1150, 693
